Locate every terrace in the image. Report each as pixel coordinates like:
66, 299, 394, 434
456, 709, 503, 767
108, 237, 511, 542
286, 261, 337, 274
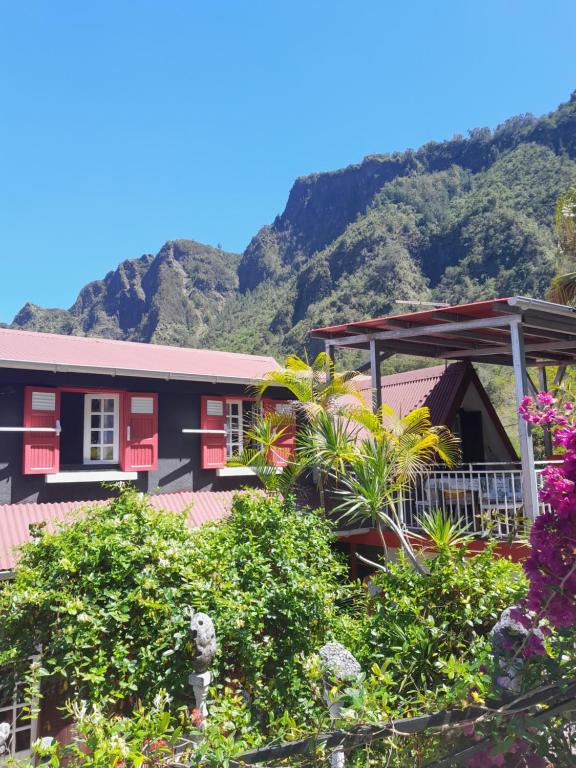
312, 296, 576, 539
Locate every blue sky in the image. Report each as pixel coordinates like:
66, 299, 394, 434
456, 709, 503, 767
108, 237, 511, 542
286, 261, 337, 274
1, 0, 575, 322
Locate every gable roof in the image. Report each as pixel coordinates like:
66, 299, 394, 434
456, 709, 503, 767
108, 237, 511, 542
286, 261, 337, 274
0, 490, 236, 571
348, 362, 516, 459
354, 363, 469, 424
0, 328, 279, 384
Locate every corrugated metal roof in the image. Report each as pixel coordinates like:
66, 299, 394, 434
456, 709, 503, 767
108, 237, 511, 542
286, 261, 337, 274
312, 298, 513, 337
357, 363, 468, 423
344, 363, 468, 424
0, 490, 235, 570
0, 328, 279, 384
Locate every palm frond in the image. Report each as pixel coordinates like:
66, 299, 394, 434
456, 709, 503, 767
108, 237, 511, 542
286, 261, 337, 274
417, 508, 472, 551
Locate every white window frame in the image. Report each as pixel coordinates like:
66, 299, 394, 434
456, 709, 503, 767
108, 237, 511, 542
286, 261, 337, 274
0, 663, 38, 760
83, 394, 120, 465
225, 399, 244, 458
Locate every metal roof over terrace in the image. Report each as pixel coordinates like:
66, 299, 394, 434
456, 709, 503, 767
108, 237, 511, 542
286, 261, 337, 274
312, 296, 576, 525
312, 297, 576, 366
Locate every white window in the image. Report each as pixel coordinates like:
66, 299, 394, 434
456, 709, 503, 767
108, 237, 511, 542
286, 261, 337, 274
0, 666, 37, 760
225, 400, 243, 457
83, 394, 119, 464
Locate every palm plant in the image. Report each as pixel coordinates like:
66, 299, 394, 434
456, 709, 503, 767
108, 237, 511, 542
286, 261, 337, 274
416, 508, 472, 552
244, 353, 364, 504
333, 404, 461, 575
297, 409, 358, 508
226, 410, 308, 495
547, 185, 576, 304
253, 352, 364, 421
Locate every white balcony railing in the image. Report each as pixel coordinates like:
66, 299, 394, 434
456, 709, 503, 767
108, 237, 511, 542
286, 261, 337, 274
402, 461, 560, 539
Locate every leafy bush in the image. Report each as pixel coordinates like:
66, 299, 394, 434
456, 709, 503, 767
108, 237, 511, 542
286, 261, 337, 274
347, 545, 526, 709
0, 487, 346, 719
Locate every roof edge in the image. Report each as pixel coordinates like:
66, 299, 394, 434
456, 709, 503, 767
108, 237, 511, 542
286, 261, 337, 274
0, 358, 269, 386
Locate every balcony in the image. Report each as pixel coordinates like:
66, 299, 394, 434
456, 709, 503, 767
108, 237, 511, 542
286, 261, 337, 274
402, 461, 559, 539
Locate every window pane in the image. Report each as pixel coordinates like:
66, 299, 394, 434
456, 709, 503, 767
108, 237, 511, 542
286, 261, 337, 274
0, 677, 14, 708
103, 415, 114, 428
103, 447, 114, 461
90, 447, 100, 460
103, 431, 114, 444
104, 399, 114, 413
91, 415, 101, 429
16, 728, 31, 752
91, 398, 101, 412
90, 431, 99, 445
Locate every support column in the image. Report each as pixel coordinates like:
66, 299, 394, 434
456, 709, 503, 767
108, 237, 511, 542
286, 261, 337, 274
325, 342, 335, 383
538, 367, 553, 458
370, 339, 382, 413
510, 321, 539, 523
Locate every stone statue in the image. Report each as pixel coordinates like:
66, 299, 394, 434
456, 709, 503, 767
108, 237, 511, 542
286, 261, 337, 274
0, 722, 10, 756
189, 611, 216, 674
318, 643, 362, 768
319, 642, 362, 686
489, 606, 543, 695
188, 610, 217, 737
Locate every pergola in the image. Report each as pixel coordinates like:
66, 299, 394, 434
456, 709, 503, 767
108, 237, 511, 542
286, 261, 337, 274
312, 296, 576, 522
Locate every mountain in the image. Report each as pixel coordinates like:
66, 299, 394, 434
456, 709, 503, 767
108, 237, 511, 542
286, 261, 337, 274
11, 93, 576, 357
13, 240, 240, 348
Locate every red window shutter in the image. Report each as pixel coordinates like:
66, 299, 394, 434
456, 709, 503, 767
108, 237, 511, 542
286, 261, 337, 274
120, 393, 158, 471
263, 399, 296, 467
200, 396, 226, 469
22, 387, 61, 475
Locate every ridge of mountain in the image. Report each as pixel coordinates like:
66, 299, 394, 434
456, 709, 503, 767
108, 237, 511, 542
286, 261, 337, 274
11, 92, 576, 357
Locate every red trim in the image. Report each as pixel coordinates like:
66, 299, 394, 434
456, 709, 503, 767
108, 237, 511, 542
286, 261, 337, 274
339, 528, 531, 563
200, 396, 227, 469
22, 387, 61, 475
120, 393, 158, 471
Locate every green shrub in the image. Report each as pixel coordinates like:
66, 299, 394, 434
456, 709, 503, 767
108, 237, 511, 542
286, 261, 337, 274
347, 545, 527, 709
0, 488, 345, 719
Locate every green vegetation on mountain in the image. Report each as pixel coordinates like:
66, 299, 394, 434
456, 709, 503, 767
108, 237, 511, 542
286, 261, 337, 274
11, 93, 576, 357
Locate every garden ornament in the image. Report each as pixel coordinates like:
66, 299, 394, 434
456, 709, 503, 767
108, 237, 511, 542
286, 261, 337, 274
188, 610, 216, 738
189, 611, 216, 674
0, 722, 10, 756
489, 606, 544, 695
319, 642, 362, 768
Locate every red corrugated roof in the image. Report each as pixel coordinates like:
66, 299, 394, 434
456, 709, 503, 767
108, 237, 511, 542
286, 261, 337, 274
355, 363, 468, 423
0, 490, 235, 570
312, 298, 512, 337
0, 328, 279, 383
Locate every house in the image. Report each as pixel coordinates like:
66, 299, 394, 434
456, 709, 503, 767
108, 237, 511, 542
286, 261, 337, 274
351, 362, 516, 465
0, 327, 292, 573
313, 296, 576, 570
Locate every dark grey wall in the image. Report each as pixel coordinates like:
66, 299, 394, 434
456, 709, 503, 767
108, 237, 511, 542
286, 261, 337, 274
0, 368, 286, 505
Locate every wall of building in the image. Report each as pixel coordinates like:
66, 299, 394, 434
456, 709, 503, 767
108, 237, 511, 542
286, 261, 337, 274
458, 381, 516, 462
0, 369, 285, 505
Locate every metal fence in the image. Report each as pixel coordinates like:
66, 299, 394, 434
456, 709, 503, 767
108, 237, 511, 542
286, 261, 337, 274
401, 461, 560, 538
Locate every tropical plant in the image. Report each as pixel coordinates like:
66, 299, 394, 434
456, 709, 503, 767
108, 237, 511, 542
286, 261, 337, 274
416, 508, 472, 552
333, 405, 461, 574
253, 351, 364, 420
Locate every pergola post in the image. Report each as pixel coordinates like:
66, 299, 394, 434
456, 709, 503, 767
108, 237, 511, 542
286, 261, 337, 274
370, 339, 382, 413
538, 367, 553, 458
510, 320, 539, 523
325, 342, 335, 382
